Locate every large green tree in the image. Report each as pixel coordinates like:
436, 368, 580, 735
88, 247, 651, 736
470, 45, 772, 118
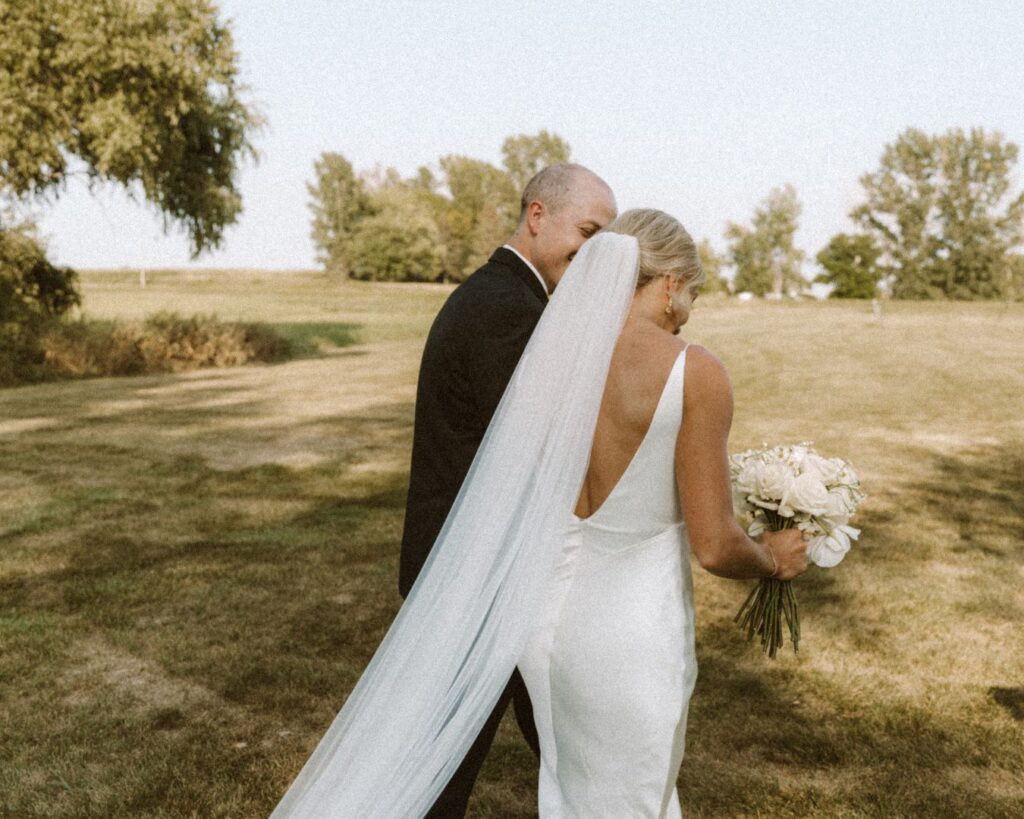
0, 0, 261, 255
815, 233, 881, 299
439, 155, 518, 279
308, 153, 373, 275
696, 239, 729, 293
404, 165, 464, 281
853, 127, 1024, 300
501, 131, 572, 191
726, 185, 805, 296
348, 188, 443, 282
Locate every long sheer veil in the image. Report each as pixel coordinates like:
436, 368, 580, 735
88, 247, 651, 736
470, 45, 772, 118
269, 232, 640, 818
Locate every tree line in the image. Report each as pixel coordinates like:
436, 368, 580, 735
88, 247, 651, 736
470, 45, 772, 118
311, 127, 1024, 301
1, 2, 1021, 308
308, 131, 571, 283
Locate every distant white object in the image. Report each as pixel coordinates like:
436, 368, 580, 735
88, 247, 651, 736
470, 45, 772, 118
872, 297, 882, 324
809, 282, 833, 300
139, 269, 146, 288
737, 291, 755, 302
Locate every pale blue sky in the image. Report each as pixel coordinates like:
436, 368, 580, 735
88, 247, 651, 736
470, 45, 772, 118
36, 0, 1024, 272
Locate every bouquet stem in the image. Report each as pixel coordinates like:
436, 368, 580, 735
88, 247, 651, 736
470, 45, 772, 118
734, 510, 801, 659
734, 578, 800, 658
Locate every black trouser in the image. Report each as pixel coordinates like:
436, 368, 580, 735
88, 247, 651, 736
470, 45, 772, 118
424, 668, 540, 819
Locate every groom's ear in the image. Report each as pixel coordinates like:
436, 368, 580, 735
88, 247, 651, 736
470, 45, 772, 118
525, 200, 545, 236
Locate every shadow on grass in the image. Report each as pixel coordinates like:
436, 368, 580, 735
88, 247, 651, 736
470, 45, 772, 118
905, 442, 1024, 559
268, 321, 361, 357
682, 644, 1023, 817
990, 687, 1024, 721
789, 440, 1024, 635
0, 402, 416, 817
900, 442, 1024, 626
678, 440, 1024, 816
3, 372, 1023, 816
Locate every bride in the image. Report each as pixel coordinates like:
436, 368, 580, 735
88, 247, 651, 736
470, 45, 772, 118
269, 209, 808, 818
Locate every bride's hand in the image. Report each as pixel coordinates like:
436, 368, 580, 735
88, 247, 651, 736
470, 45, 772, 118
760, 529, 809, 580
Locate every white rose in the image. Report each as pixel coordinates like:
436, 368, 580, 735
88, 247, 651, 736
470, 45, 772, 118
806, 531, 847, 568
747, 517, 766, 538
837, 462, 859, 486
802, 453, 843, 484
778, 472, 829, 517
819, 487, 855, 526
787, 444, 810, 470
819, 513, 850, 530
828, 457, 848, 480
756, 463, 794, 501
806, 524, 860, 568
734, 461, 759, 495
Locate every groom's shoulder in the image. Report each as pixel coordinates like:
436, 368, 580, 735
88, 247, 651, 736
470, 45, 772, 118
455, 248, 536, 299
435, 250, 542, 328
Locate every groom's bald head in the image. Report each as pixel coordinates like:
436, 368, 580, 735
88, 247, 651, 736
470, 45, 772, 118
511, 164, 617, 291
517, 164, 614, 225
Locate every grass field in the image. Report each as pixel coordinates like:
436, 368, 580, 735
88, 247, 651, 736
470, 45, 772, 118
2, 268, 1022, 818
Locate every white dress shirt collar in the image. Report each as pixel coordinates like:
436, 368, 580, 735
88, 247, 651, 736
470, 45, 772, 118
502, 244, 549, 296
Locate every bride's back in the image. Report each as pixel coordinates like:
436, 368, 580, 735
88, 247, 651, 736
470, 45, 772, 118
573, 320, 688, 520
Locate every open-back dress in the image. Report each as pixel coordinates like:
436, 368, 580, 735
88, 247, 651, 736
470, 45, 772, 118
519, 345, 698, 818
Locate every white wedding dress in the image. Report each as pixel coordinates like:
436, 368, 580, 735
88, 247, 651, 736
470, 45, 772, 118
268, 234, 696, 819
519, 346, 698, 819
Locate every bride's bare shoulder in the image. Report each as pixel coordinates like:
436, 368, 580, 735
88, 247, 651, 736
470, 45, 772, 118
683, 344, 733, 403
683, 342, 725, 371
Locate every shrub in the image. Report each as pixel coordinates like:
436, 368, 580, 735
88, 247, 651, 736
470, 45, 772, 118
35, 313, 292, 381
0, 220, 81, 385
40, 319, 147, 378
348, 188, 444, 282
134, 312, 263, 372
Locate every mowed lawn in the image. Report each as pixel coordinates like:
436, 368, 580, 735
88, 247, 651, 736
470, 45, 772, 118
2, 269, 1022, 818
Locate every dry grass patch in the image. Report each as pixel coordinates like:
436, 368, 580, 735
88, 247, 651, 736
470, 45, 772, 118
59, 634, 224, 713
1, 277, 1022, 817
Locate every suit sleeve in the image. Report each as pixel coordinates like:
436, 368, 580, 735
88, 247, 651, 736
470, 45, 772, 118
461, 289, 544, 435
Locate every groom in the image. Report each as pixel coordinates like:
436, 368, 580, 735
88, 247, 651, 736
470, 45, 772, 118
399, 163, 617, 817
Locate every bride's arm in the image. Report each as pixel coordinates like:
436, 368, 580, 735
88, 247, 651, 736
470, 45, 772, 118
675, 345, 807, 580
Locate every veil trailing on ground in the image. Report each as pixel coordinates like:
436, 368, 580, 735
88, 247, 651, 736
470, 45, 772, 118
269, 232, 640, 819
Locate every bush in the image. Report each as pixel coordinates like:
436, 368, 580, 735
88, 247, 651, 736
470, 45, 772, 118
132, 312, 291, 373
1, 224, 293, 387
348, 188, 444, 282
33, 313, 292, 381
40, 319, 147, 378
0, 220, 81, 385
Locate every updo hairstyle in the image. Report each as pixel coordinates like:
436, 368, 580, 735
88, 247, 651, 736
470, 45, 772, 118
604, 209, 704, 291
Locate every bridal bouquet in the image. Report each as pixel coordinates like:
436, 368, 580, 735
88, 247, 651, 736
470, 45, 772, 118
730, 443, 865, 658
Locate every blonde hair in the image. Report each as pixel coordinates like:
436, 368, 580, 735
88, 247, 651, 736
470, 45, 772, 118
604, 209, 704, 290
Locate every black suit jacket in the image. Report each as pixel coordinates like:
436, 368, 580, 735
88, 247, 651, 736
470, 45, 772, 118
399, 248, 548, 597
